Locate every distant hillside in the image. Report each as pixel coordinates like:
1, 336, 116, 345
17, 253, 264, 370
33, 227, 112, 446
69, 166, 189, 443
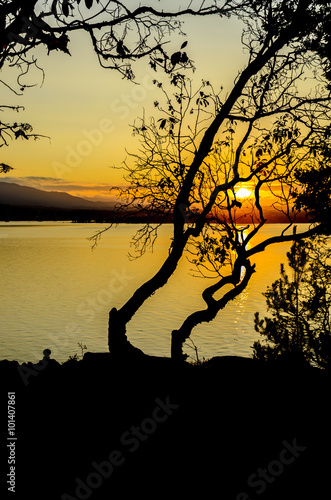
0, 181, 310, 223
0, 182, 114, 209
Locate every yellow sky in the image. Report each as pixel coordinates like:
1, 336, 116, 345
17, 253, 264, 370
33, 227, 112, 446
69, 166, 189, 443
0, 11, 249, 201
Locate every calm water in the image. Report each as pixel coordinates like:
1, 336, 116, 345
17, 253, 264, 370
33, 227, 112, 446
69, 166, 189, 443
0, 222, 306, 363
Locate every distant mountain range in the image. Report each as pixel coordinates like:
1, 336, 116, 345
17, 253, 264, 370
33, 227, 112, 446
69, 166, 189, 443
0, 181, 310, 223
0, 182, 114, 210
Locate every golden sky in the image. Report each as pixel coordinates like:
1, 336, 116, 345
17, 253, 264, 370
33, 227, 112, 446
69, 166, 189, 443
1, 11, 248, 201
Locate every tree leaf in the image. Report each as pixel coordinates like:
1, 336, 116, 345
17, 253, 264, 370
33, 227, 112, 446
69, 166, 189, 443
85, 0, 93, 9
0, 163, 13, 173
180, 52, 188, 64
158, 118, 167, 130
180, 41, 188, 49
171, 51, 181, 66
149, 60, 157, 71
14, 129, 28, 140
62, 0, 70, 17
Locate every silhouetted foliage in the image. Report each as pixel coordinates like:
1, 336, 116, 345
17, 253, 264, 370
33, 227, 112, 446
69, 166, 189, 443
0, 1, 249, 170
2, 1, 331, 360
0, 103, 48, 169
0, 162, 13, 173
294, 163, 331, 232
98, 0, 331, 360
0, 1, 245, 79
0, 103, 50, 172
253, 236, 331, 369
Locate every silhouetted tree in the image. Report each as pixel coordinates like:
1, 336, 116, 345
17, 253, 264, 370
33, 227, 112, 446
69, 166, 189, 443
294, 162, 331, 232
2, 1, 331, 360
0, 161, 13, 173
0, 1, 249, 169
0, 1, 248, 79
253, 236, 331, 369
0, 103, 48, 171
95, 0, 331, 360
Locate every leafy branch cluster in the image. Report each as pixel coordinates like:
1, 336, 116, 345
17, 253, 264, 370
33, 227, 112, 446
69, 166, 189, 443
0, 0, 250, 171
0, 1, 246, 80
0, 102, 49, 171
253, 236, 331, 369
101, 0, 331, 360
2, 0, 331, 361
111, 75, 222, 224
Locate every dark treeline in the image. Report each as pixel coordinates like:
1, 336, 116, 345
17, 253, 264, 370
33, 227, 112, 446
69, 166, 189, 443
0, 205, 310, 224
0, 205, 175, 223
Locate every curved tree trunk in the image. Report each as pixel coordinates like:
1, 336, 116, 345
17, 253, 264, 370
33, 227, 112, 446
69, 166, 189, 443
108, 232, 189, 356
108, 307, 146, 359
171, 258, 256, 361
107, 0, 316, 359
170, 223, 327, 361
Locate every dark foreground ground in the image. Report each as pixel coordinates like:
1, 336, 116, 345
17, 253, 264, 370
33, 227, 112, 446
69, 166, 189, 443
0, 353, 330, 500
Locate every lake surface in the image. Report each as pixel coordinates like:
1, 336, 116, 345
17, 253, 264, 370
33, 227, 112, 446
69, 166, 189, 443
0, 222, 308, 363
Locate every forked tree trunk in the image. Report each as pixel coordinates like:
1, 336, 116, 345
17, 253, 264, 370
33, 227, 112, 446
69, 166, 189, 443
106, 1, 316, 361
171, 259, 256, 361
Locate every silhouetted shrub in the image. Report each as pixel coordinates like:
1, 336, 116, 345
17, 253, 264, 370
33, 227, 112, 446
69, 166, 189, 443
253, 236, 331, 369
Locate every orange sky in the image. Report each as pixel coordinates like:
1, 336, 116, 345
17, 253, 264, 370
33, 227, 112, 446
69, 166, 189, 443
0, 8, 314, 220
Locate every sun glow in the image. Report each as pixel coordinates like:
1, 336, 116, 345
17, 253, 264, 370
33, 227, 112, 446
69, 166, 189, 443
235, 187, 253, 198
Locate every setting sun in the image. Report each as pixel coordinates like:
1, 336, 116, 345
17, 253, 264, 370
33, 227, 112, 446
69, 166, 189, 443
235, 187, 253, 198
